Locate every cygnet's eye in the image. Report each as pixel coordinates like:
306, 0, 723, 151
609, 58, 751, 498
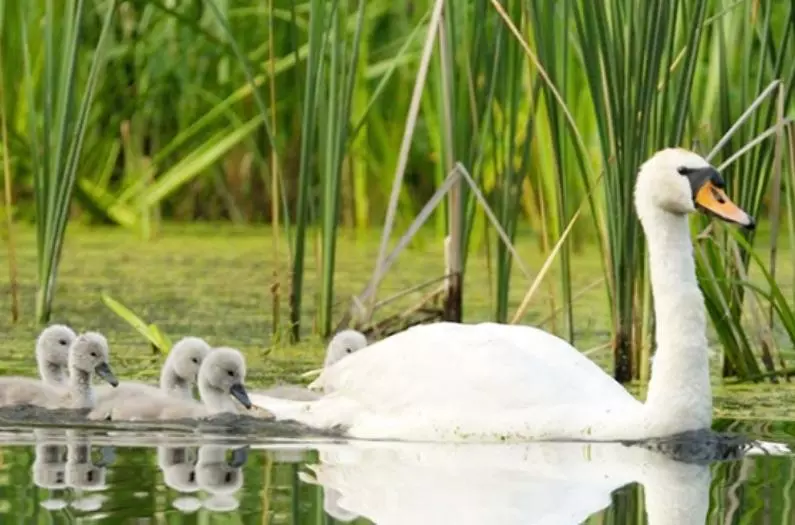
227, 370, 235, 377
345, 347, 352, 354
58, 339, 68, 346
90, 352, 98, 358
191, 358, 199, 364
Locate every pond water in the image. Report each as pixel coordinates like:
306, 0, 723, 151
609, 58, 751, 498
0, 418, 793, 524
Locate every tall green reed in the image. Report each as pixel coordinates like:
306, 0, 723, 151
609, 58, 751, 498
691, 0, 795, 381
570, 0, 710, 381
0, 23, 19, 322
17, 0, 117, 323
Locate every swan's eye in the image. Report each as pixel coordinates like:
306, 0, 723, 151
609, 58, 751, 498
90, 352, 97, 358
677, 166, 694, 175
191, 358, 199, 364
345, 348, 352, 354
58, 339, 68, 345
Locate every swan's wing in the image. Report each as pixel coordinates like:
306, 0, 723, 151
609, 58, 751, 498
251, 322, 641, 438
313, 322, 636, 414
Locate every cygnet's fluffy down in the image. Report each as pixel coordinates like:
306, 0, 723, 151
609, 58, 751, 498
93, 336, 213, 406
258, 330, 368, 401
0, 332, 118, 409
89, 347, 251, 421
36, 325, 78, 386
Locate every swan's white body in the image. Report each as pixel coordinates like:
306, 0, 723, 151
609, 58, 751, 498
249, 148, 754, 442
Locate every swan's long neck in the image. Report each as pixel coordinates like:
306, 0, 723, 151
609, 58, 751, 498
640, 208, 711, 434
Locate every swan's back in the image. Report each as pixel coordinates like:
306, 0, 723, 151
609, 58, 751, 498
250, 322, 642, 439
315, 322, 634, 412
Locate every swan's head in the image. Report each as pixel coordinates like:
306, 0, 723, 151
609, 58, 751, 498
69, 332, 118, 387
199, 347, 252, 409
36, 324, 77, 373
635, 148, 754, 229
323, 329, 368, 368
168, 337, 213, 384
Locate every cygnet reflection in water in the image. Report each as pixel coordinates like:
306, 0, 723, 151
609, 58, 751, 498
159, 443, 249, 512
29, 428, 114, 513
26, 429, 251, 515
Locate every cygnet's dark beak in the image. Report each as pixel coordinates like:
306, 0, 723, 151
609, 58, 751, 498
95, 363, 119, 387
229, 383, 252, 409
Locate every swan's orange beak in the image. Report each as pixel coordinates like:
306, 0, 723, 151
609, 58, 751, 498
695, 181, 755, 230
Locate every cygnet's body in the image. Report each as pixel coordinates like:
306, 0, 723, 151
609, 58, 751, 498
92, 337, 213, 410
36, 325, 78, 387
91, 347, 252, 421
0, 332, 118, 409
259, 330, 368, 401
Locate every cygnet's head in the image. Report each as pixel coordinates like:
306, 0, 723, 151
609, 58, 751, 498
167, 337, 213, 384
323, 330, 368, 369
198, 348, 251, 409
69, 332, 118, 387
634, 148, 754, 229
36, 325, 77, 379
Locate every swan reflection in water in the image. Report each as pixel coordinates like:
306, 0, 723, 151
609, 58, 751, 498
272, 433, 779, 525
20, 426, 791, 523
27, 430, 248, 514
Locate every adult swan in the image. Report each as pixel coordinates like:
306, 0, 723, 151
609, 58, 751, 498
250, 148, 755, 442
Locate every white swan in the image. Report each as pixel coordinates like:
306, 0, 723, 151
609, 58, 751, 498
91, 336, 213, 409
35, 325, 77, 386
256, 329, 368, 402
248, 148, 756, 442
